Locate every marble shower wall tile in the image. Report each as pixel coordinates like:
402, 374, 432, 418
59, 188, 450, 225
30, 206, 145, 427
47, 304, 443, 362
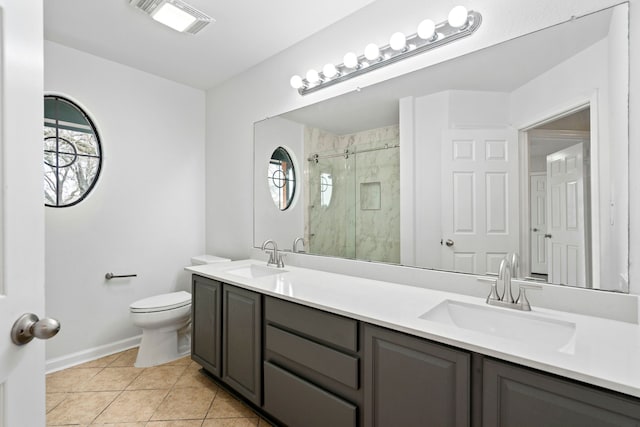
304, 124, 400, 263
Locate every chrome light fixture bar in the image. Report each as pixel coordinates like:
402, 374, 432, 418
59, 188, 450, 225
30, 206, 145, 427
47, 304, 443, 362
290, 6, 482, 95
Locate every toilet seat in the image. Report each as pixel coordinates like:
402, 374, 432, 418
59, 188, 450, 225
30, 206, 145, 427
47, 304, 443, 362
130, 291, 191, 313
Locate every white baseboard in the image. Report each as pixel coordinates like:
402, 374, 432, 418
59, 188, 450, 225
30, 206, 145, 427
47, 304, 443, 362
46, 335, 142, 374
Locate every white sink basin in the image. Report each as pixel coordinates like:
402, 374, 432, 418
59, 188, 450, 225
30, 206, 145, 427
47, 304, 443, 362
420, 300, 576, 352
225, 264, 287, 279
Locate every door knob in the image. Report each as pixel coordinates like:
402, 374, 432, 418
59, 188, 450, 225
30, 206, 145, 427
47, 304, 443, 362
11, 313, 61, 345
445, 239, 454, 247
544, 234, 552, 239
532, 228, 539, 232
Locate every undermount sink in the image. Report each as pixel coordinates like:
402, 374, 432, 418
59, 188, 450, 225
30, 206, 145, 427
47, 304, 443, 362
225, 264, 287, 279
420, 300, 576, 352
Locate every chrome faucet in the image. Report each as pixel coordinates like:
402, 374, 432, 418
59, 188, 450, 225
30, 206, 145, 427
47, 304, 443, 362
484, 254, 541, 311
499, 257, 514, 303
509, 253, 520, 279
292, 237, 305, 253
261, 239, 285, 268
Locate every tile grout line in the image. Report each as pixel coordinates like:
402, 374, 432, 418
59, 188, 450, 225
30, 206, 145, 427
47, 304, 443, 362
201, 380, 220, 423
89, 353, 147, 425
48, 350, 265, 426
88, 388, 126, 426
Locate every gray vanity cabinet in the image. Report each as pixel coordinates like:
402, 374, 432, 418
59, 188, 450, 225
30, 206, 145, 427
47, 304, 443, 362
192, 274, 640, 427
263, 296, 361, 427
222, 284, 262, 406
482, 358, 640, 426
191, 275, 262, 406
363, 324, 471, 427
191, 275, 222, 376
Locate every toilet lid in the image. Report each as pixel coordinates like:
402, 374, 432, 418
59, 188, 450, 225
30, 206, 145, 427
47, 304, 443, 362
130, 291, 191, 313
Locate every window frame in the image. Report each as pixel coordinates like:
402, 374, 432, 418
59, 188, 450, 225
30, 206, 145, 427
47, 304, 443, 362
267, 146, 297, 211
43, 94, 103, 208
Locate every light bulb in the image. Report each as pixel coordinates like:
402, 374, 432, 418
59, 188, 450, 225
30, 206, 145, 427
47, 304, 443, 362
290, 75, 304, 89
389, 32, 406, 51
323, 63, 338, 78
306, 69, 321, 84
417, 19, 436, 40
448, 5, 469, 28
343, 52, 359, 69
364, 43, 380, 61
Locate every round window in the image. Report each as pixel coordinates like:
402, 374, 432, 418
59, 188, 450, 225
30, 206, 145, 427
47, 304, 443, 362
268, 147, 296, 210
44, 95, 102, 207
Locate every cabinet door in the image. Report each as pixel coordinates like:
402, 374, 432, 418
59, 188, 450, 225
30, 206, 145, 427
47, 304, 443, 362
364, 324, 470, 427
222, 284, 262, 406
483, 359, 640, 427
191, 275, 222, 377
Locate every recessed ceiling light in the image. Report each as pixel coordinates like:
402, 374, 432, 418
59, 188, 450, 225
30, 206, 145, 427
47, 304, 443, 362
129, 0, 214, 35
152, 2, 197, 32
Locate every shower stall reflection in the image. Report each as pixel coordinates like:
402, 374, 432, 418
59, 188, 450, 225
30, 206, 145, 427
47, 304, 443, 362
304, 125, 401, 264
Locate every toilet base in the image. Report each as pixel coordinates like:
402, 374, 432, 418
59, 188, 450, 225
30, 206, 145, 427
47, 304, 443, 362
134, 324, 190, 368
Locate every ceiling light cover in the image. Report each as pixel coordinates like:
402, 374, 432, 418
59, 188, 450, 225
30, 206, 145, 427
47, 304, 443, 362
152, 3, 196, 32
129, 0, 214, 34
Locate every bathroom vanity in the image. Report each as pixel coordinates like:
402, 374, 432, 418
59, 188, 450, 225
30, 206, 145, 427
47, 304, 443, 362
188, 260, 640, 427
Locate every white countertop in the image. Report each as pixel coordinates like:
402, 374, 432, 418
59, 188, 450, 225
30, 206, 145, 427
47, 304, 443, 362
186, 259, 640, 398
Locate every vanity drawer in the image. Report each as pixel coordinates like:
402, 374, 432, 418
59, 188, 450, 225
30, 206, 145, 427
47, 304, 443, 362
264, 362, 357, 427
266, 324, 359, 389
265, 296, 358, 352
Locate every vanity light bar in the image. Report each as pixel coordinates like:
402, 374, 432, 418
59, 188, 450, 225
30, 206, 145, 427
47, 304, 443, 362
290, 6, 482, 96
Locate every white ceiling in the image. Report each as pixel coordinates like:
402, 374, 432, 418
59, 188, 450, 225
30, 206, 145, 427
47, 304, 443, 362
44, 0, 375, 90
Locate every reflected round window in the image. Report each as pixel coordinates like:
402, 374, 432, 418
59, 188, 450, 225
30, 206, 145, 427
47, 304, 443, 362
268, 147, 296, 210
44, 95, 102, 207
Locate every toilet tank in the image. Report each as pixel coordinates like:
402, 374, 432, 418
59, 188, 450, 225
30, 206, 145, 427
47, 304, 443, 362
190, 254, 231, 266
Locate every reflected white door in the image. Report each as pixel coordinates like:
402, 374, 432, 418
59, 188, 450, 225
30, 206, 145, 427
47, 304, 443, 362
530, 174, 548, 274
441, 129, 519, 275
0, 1, 46, 426
546, 143, 586, 286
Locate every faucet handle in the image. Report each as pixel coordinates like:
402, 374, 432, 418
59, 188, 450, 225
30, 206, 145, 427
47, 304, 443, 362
264, 250, 276, 265
477, 277, 501, 302
277, 252, 287, 268
516, 284, 542, 311
486, 281, 501, 303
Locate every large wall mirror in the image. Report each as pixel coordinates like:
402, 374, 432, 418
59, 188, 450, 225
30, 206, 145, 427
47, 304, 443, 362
254, 4, 629, 293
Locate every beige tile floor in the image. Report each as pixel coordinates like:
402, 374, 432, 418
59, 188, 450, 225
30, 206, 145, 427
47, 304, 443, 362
46, 348, 273, 427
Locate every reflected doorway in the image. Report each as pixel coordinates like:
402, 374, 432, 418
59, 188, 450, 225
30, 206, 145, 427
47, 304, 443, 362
525, 107, 591, 287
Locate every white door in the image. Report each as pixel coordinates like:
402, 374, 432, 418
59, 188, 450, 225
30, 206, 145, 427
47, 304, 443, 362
441, 129, 519, 275
0, 1, 47, 426
530, 173, 548, 275
546, 143, 586, 286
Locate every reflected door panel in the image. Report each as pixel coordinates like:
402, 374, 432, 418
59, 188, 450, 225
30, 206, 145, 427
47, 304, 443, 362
441, 129, 519, 275
530, 174, 548, 275
546, 143, 586, 286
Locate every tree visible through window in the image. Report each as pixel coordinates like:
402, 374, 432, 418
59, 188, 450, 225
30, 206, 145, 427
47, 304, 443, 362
44, 95, 102, 207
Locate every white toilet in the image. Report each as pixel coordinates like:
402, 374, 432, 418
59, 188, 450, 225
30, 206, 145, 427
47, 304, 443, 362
129, 254, 230, 368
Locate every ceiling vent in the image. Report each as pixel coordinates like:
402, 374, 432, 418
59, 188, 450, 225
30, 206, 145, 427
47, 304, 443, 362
129, 0, 214, 34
